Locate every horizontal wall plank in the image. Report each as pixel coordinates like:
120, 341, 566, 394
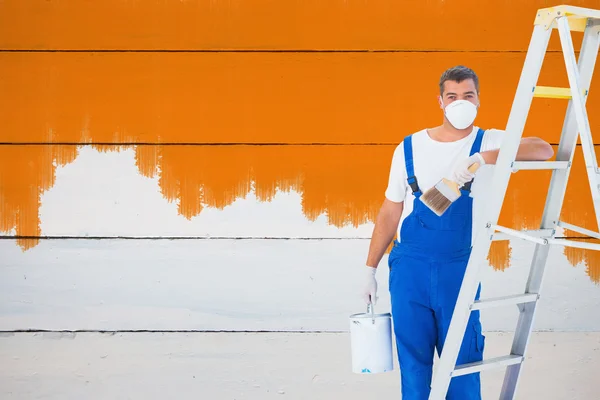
1, 52, 597, 144
1, 332, 599, 400
0, 0, 589, 51
2, 143, 600, 279
1, 239, 599, 332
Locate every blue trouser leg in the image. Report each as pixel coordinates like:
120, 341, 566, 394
389, 251, 435, 400
389, 250, 485, 400
434, 256, 485, 400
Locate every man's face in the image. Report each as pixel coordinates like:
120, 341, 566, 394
438, 79, 479, 109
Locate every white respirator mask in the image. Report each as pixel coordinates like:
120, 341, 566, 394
443, 100, 478, 130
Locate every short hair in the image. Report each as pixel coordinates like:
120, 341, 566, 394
439, 65, 479, 95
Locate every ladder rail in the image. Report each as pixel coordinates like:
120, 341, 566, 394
560, 18, 600, 223
428, 22, 554, 400
501, 17, 600, 400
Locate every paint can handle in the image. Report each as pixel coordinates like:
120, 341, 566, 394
367, 303, 375, 324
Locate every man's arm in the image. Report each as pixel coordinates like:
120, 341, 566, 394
362, 198, 404, 305
480, 137, 554, 165
366, 198, 404, 268
363, 141, 405, 305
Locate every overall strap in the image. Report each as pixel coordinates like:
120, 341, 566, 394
403, 135, 421, 196
463, 128, 485, 192
469, 128, 485, 156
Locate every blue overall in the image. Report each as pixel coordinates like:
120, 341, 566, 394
388, 129, 486, 400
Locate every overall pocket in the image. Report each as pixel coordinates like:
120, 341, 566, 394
416, 211, 468, 231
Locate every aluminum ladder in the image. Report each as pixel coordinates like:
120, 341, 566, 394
429, 5, 600, 399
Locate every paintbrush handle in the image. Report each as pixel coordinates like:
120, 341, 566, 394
447, 162, 481, 192
440, 162, 482, 195
468, 162, 480, 173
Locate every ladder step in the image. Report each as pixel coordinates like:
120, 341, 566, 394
471, 293, 539, 310
511, 161, 570, 171
491, 226, 553, 244
533, 86, 574, 99
452, 355, 524, 377
547, 238, 600, 251
557, 221, 600, 240
533, 86, 588, 100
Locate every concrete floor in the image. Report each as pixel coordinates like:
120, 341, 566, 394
1, 331, 599, 399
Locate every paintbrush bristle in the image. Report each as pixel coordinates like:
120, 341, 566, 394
421, 188, 452, 216
421, 179, 461, 216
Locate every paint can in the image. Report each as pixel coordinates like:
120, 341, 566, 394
349, 304, 394, 374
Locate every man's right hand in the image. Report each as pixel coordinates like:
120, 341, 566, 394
362, 266, 378, 305
452, 152, 485, 186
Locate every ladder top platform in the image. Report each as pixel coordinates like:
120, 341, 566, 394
535, 5, 600, 31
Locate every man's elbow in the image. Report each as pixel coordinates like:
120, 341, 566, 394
522, 137, 554, 160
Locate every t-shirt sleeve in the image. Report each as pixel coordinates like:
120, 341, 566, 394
480, 128, 506, 152
384, 143, 408, 203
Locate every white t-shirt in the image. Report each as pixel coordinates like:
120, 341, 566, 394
385, 126, 505, 244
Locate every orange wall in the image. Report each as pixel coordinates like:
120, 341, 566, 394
1, 1, 600, 283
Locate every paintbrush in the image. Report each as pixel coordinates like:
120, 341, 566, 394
421, 163, 480, 216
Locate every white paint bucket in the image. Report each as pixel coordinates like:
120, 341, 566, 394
349, 305, 394, 374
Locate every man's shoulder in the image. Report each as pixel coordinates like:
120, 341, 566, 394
481, 127, 506, 140
482, 127, 506, 135
481, 127, 506, 150
398, 128, 429, 146
409, 128, 430, 139
391, 129, 428, 154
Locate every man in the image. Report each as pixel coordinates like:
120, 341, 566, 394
362, 65, 554, 399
